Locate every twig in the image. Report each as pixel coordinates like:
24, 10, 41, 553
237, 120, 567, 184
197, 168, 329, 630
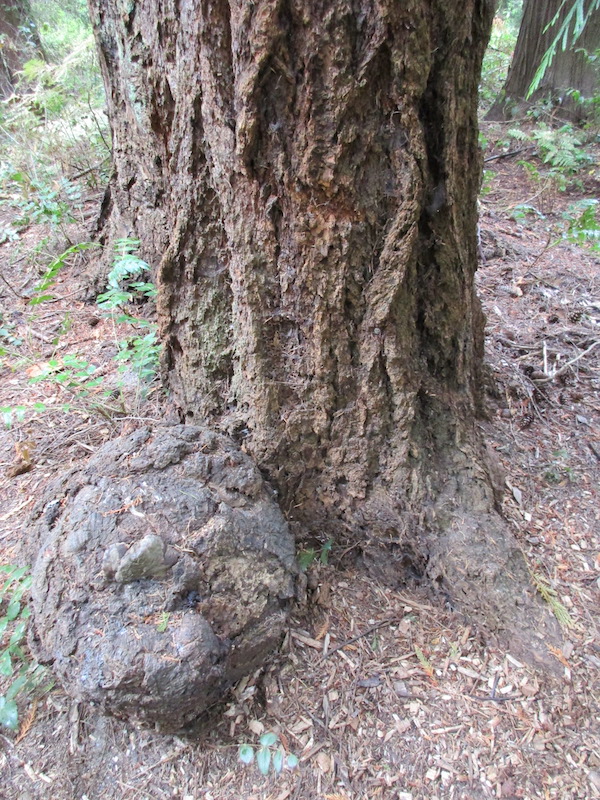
467, 693, 517, 703
132, 745, 188, 778
484, 147, 531, 163
69, 157, 110, 182
533, 340, 600, 383
467, 673, 518, 702
28, 328, 54, 344
526, 231, 553, 272
496, 337, 539, 351
0, 272, 23, 298
321, 618, 396, 660
588, 442, 600, 462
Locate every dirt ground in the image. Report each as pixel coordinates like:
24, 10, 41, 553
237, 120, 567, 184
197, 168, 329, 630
0, 123, 599, 800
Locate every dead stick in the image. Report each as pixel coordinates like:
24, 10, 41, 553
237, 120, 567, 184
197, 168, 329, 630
588, 442, 600, 462
533, 340, 600, 383
321, 619, 396, 660
484, 147, 531, 162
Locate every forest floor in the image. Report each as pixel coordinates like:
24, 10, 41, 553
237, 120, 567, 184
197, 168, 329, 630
0, 123, 599, 800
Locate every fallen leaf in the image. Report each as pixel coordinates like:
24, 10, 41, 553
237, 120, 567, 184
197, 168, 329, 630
248, 719, 264, 736
316, 751, 332, 773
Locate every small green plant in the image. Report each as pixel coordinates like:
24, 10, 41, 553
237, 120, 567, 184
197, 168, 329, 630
530, 570, 574, 629
414, 645, 434, 679
97, 238, 160, 385
511, 203, 545, 221
508, 124, 592, 174
28, 353, 102, 392
542, 449, 577, 484
0, 565, 52, 731
0, 403, 47, 429
29, 240, 100, 305
0, 168, 85, 239
1, 238, 160, 430
239, 732, 299, 776
480, 168, 496, 195
297, 538, 333, 570
560, 199, 600, 252
156, 612, 170, 633
97, 238, 157, 311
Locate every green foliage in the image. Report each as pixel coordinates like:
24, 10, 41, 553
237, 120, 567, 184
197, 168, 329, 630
495, 0, 524, 29
98, 239, 160, 385
528, 0, 600, 97
31, 0, 92, 63
414, 645, 434, 678
113, 330, 161, 383
1, 238, 160, 430
510, 203, 545, 221
0, 566, 52, 731
530, 570, 575, 629
297, 538, 333, 570
156, 612, 170, 633
0, 403, 47, 429
97, 238, 158, 311
480, 168, 496, 195
29, 240, 100, 304
480, 15, 518, 111
29, 353, 102, 391
508, 124, 591, 172
0, 3, 108, 247
0, 165, 85, 241
238, 732, 299, 776
560, 199, 600, 251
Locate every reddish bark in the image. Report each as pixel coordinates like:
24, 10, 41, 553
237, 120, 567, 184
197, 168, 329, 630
88, 0, 560, 667
487, 0, 600, 120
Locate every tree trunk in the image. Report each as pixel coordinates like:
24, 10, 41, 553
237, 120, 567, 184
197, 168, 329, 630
0, 0, 43, 97
487, 0, 600, 121
88, 0, 560, 666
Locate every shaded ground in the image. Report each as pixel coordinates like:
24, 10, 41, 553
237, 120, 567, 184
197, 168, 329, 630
0, 124, 599, 799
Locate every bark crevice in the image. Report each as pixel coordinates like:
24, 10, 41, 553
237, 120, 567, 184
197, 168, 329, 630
87, 0, 562, 671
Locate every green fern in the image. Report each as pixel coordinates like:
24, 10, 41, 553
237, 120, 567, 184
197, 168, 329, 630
508, 125, 590, 173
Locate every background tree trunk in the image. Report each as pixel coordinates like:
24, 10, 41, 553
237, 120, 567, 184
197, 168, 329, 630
88, 0, 560, 665
0, 0, 43, 97
487, 0, 600, 120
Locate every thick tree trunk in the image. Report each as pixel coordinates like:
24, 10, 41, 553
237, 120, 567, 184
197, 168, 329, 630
88, 0, 560, 665
487, 0, 600, 120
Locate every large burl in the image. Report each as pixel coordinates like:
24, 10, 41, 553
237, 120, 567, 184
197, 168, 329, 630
30, 426, 298, 731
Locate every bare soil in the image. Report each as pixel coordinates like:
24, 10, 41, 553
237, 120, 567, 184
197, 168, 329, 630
0, 124, 598, 800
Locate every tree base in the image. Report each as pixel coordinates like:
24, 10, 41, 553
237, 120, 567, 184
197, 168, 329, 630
358, 506, 563, 672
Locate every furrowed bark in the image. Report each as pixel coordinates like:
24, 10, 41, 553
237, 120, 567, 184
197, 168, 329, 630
88, 0, 561, 667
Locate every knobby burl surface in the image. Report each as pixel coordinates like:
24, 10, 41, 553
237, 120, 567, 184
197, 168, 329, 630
87, 0, 561, 664
29, 425, 298, 731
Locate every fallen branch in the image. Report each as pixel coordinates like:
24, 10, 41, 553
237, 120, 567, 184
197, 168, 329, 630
484, 146, 532, 163
533, 340, 600, 383
321, 618, 396, 660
